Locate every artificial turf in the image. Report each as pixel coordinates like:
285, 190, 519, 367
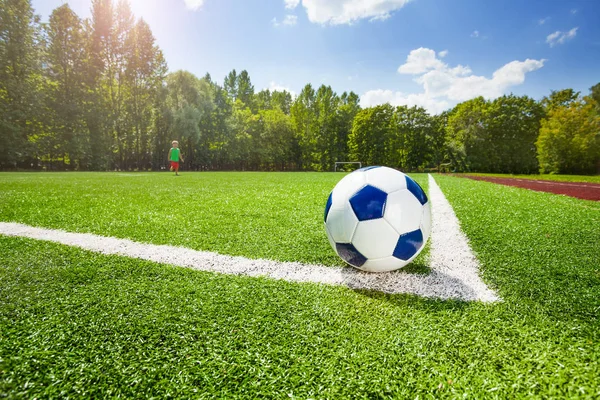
1, 172, 599, 398
0, 172, 427, 267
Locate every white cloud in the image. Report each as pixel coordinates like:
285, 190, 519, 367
571, 8, 577, 15
285, 0, 300, 9
397, 47, 446, 74
300, 0, 412, 25
362, 47, 545, 114
471, 30, 479, 38
538, 17, 549, 25
361, 90, 451, 115
546, 27, 578, 47
546, 31, 560, 43
283, 14, 298, 25
272, 14, 298, 27
267, 81, 296, 96
183, 0, 205, 11
438, 50, 448, 58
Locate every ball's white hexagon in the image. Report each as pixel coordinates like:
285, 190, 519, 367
324, 224, 338, 254
384, 189, 423, 235
360, 256, 409, 273
420, 201, 432, 240
330, 171, 367, 209
325, 202, 358, 243
364, 166, 408, 193
352, 219, 399, 260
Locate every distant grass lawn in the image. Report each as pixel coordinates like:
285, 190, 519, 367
462, 172, 600, 183
1, 172, 599, 398
2, 172, 408, 266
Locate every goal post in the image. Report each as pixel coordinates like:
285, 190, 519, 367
334, 162, 362, 172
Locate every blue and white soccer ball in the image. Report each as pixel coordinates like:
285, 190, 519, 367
324, 166, 431, 272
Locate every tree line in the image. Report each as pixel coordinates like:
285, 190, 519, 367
1, 0, 599, 174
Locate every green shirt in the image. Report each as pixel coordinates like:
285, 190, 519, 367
170, 147, 180, 162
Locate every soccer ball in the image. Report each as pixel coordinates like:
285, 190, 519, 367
324, 166, 431, 272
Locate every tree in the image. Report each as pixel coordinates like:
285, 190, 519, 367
223, 69, 237, 100
44, 3, 88, 169
164, 70, 213, 169
334, 91, 360, 167
446, 97, 487, 171
271, 90, 293, 114
541, 88, 580, 111
84, 4, 111, 170
446, 95, 543, 173
349, 104, 393, 166
90, 0, 135, 169
388, 106, 433, 171
485, 95, 543, 173
236, 70, 254, 109
151, 83, 172, 170
290, 84, 316, 170
0, 0, 43, 168
590, 83, 600, 113
227, 100, 260, 170
125, 18, 167, 169
259, 108, 295, 170
313, 85, 339, 171
536, 97, 600, 174
202, 78, 232, 169
428, 111, 449, 171
255, 89, 272, 111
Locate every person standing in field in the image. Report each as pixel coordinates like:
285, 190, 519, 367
168, 140, 184, 176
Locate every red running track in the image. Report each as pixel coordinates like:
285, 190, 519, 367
461, 175, 600, 201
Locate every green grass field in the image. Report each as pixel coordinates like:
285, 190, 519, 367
1, 172, 599, 398
462, 172, 600, 183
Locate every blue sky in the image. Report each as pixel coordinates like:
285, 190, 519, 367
32, 0, 600, 113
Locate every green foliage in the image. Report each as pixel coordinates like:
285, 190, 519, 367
43, 4, 88, 169
223, 68, 237, 100
428, 112, 449, 170
0, 0, 43, 168
0, 1, 597, 176
447, 95, 543, 173
259, 108, 296, 170
589, 83, 600, 113
541, 88, 580, 111
446, 97, 486, 171
271, 88, 293, 114
388, 106, 434, 170
349, 104, 393, 166
290, 84, 316, 169
350, 105, 442, 171
236, 70, 254, 109
162, 70, 214, 168
125, 18, 167, 169
536, 97, 600, 174
485, 95, 543, 173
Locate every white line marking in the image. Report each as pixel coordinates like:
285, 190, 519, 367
427, 174, 500, 302
0, 175, 499, 302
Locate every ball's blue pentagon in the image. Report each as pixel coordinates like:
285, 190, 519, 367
324, 192, 333, 222
357, 165, 381, 171
405, 176, 428, 205
336, 243, 367, 267
349, 185, 388, 221
393, 229, 424, 261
